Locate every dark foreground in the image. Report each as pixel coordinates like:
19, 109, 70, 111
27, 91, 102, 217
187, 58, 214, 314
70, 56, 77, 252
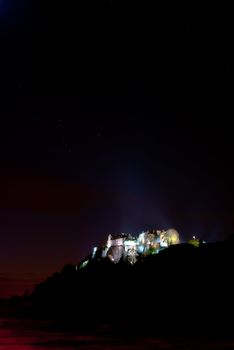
0, 318, 234, 350
1, 240, 234, 347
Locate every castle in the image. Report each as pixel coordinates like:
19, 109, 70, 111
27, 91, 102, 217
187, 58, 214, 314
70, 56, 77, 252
79, 228, 181, 268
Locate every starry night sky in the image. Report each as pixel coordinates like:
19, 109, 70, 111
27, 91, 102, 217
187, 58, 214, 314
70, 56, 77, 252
0, 2, 234, 297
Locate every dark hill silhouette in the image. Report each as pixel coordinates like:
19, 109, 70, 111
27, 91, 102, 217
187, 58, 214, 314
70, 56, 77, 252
224, 232, 234, 244
15, 240, 234, 335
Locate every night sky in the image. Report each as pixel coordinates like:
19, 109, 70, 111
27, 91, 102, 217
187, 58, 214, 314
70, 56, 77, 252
0, 2, 234, 297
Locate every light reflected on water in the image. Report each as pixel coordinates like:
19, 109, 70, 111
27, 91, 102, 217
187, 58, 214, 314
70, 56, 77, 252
0, 318, 234, 349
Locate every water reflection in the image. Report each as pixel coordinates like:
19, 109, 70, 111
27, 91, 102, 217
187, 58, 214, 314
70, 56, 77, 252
0, 318, 234, 349
0, 318, 95, 350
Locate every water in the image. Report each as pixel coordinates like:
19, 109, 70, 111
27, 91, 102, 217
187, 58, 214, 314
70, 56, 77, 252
0, 318, 234, 349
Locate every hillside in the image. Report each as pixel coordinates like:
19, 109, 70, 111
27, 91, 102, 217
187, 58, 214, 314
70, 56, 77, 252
25, 238, 234, 335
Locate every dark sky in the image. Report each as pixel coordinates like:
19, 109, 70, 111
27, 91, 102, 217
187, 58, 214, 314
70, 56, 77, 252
0, 2, 234, 297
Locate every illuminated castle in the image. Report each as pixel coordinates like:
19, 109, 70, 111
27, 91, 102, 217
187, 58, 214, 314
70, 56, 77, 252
79, 228, 180, 268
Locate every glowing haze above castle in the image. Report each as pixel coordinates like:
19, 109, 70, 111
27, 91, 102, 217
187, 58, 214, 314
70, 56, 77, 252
80, 228, 181, 268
